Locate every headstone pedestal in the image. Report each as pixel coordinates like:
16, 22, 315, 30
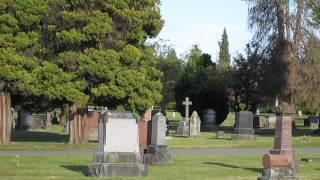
88, 110, 147, 177
144, 112, 171, 165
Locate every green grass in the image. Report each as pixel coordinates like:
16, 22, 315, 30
1, 113, 319, 150
167, 113, 320, 149
0, 153, 319, 180
0, 125, 96, 150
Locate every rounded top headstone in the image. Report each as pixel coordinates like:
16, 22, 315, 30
203, 109, 216, 115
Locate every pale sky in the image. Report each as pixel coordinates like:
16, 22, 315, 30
155, 0, 252, 62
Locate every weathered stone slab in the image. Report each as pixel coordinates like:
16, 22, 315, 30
216, 131, 224, 139
232, 111, 255, 140
145, 112, 171, 165
190, 111, 201, 137
176, 120, 189, 137
89, 110, 147, 177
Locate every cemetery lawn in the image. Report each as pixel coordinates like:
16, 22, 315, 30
2, 114, 320, 150
168, 114, 320, 149
0, 153, 319, 180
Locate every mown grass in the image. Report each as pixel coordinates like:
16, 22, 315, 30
0, 153, 319, 180
1, 113, 319, 150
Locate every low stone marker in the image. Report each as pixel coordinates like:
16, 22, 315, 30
308, 115, 319, 129
216, 131, 224, 139
88, 110, 147, 177
231, 111, 256, 140
144, 112, 171, 165
257, 116, 297, 180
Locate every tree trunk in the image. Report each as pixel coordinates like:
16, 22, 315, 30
60, 104, 69, 133
0, 91, 12, 144
69, 104, 88, 144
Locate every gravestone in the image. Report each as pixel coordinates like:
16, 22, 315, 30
176, 97, 192, 137
190, 111, 201, 137
231, 111, 256, 140
144, 112, 172, 165
216, 131, 224, 139
16, 109, 33, 130
88, 110, 147, 177
138, 118, 148, 154
258, 116, 297, 180
88, 111, 99, 141
253, 115, 260, 129
270, 116, 293, 155
202, 109, 217, 131
266, 115, 277, 128
308, 115, 319, 129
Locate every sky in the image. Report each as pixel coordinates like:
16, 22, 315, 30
155, 0, 253, 62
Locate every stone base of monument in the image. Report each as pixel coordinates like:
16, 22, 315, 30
257, 168, 298, 180
231, 128, 256, 140
175, 121, 189, 137
143, 145, 172, 165
201, 125, 218, 131
88, 152, 147, 177
231, 134, 256, 140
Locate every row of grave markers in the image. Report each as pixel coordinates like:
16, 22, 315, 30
86, 97, 298, 179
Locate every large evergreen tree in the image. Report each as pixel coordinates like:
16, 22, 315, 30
44, 0, 163, 143
0, 0, 86, 144
217, 28, 230, 70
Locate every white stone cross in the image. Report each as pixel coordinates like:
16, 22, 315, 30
182, 97, 192, 122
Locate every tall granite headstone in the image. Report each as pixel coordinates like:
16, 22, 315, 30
88, 110, 147, 177
139, 118, 148, 154
231, 111, 256, 140
88, 110, 99, 141
257, 116, 297, 180
144, 112, 172, 165
190, 111, 201, 137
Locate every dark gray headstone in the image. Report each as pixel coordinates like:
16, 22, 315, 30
234, 111, 254, 134
16, 109, 33, 130
202, 109, 217, 131
231, 111, 255, 140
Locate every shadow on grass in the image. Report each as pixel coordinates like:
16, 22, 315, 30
11, 130, 68, 143
203, 162, 261, 173
61, 165, 88, 176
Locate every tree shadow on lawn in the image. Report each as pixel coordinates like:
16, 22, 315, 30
203, 162, 261, 173
61, 165, 88, 176
11, 130, 68, 143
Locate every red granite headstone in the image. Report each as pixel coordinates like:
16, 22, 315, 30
139, 119, 148, 154
270, 116, 292, 155
88, 111, 99, 141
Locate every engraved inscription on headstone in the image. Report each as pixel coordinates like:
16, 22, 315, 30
272, 116, 292, 154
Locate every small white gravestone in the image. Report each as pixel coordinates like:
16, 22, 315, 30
104, 112, 139, 153
190, 111, 201, 137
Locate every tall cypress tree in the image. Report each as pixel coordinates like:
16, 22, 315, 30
217, 28, 230, 70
